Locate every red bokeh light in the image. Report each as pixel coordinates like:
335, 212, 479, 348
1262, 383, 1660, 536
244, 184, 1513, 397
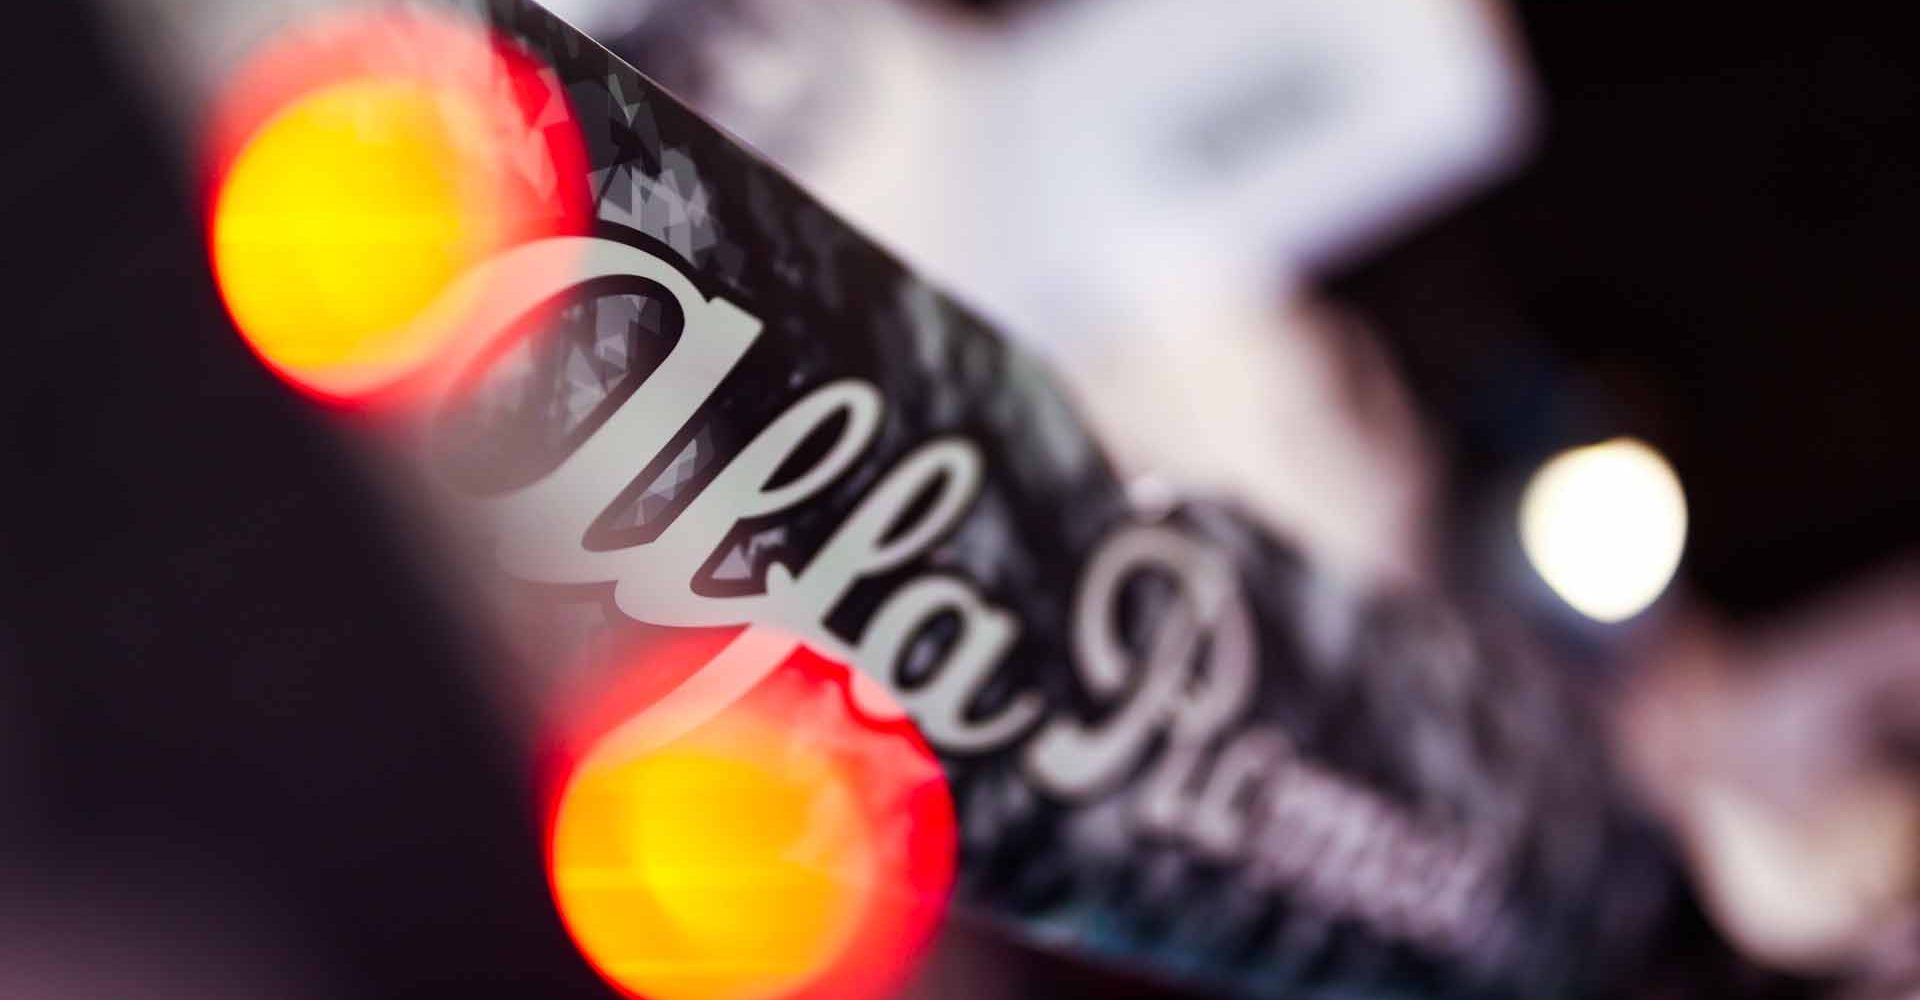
204, 8, 590, 408
544, 630, 957, 1000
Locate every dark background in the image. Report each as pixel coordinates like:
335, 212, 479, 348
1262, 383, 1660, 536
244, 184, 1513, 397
4, 2, 611, 996
1325, 2, 1920, 620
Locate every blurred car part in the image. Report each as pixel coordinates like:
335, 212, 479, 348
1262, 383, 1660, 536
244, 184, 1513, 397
1623, 567, 1920, 982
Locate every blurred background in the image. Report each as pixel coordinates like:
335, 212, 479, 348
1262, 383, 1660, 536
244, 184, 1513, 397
6, 0, 1918, 998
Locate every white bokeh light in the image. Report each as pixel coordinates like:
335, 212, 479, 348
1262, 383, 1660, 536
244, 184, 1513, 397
1520, 437, 1688, 623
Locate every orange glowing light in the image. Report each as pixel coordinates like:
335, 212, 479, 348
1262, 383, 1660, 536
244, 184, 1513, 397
205, 10, 588, 404
546, 637, 956, 1000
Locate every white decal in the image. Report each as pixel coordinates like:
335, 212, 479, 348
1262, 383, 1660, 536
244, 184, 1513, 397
427, 232, 1508, 951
